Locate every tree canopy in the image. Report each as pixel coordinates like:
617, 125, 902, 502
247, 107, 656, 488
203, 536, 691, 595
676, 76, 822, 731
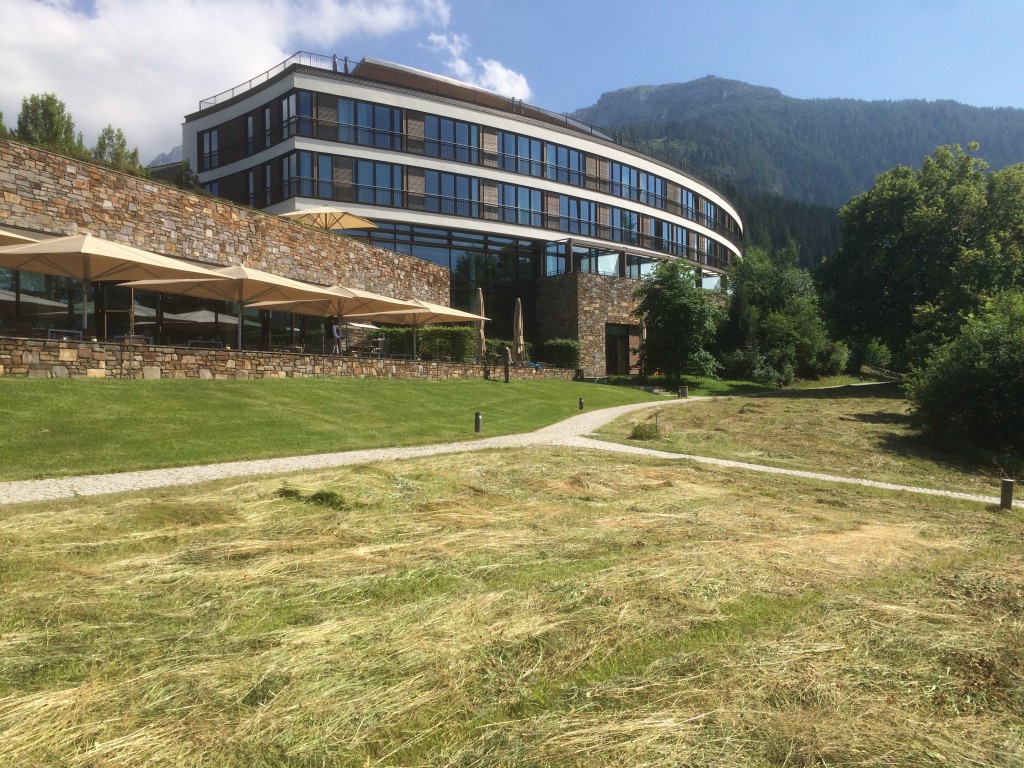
718, 244, 846, 386
15, 93, 87, 157
634, 260, 722, 382
818, 143, 1024, 369
905, 290, 1024, 459
9, 93, 147, 176
91, 125, 144, 174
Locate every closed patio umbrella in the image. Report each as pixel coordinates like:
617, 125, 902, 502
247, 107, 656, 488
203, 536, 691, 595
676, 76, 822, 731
347, 299, 488, 359
512, 297, 525, 365
0, 234, 219, 332
120, 264, 336, 349
475, 287, 486, 361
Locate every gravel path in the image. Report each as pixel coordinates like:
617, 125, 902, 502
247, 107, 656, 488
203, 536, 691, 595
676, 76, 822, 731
0, 396, 1016, 508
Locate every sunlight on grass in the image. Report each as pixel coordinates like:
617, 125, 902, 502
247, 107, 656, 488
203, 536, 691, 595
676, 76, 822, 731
597, 383, 1007, 497
0, 378, 659, 481
1, 448, 1021, 765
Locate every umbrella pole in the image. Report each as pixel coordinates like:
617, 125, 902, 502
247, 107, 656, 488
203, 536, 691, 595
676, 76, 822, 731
81, 279, 90, 333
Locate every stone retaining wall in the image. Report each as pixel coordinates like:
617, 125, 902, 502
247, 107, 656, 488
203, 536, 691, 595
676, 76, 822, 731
0, 139, 448, 300
0, 337, 574, 381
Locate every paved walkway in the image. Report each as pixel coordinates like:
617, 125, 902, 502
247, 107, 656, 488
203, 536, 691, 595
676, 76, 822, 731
0, 397, 1016, 508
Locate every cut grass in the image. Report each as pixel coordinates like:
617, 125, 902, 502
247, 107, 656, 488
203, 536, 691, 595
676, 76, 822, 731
597, 382, 1009, 498
0, 377, 660, 481
1, 447, 1022, 766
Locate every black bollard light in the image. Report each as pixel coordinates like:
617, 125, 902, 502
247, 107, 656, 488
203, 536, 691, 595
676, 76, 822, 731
1001, 478, 1015, 510
475, 411, 483, 433
578, 397, 584, 410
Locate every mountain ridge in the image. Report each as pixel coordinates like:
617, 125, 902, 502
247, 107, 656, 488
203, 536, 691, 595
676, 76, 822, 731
570, 76, 1024, 209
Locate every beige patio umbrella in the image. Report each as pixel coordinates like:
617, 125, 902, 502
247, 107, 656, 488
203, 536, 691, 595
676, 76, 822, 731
249, 285, 419, 351
347, 299, 488, 359
475, 287, 486, 361
280, 206, 377, 231
0, 233, 219, 331
248, 285, 417, 318
0, 227, 39, 247
120, 264, 336, 349
512, 297, 525, 365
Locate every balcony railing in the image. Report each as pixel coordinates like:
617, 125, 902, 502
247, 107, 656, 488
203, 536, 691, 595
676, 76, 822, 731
197, 51, 737, 204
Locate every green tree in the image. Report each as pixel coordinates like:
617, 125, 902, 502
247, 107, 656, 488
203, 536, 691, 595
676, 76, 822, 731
905, 290, 1024, 458
15, 93, 87, 157
634, 260, 722, 383
92, 124, 146, 174
719, 244, 846, 386
819, 143, 1024, 369
0, 110, 8, 138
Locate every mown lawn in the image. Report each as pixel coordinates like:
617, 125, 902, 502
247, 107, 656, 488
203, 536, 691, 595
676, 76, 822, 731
597, 382, 1011, 499
0, 377, 665, 481
1, 442, 1021, 766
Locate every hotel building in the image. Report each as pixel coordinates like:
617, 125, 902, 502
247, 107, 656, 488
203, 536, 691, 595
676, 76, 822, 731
183, 53, 743, 375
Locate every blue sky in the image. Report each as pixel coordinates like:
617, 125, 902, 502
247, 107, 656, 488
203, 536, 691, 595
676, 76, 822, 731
2, 0, 1022, 164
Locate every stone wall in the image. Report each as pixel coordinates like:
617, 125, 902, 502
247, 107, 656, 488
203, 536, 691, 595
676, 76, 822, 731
537, 271, 639, 376
0, 337, 574, 381
0, 139, 448, 300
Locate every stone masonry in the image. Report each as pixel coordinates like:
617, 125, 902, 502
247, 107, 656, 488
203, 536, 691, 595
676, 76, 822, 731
0, 139, 447, 300
0, 337, 574, 381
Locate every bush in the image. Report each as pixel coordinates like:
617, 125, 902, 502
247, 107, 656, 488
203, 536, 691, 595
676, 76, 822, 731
905, 292, 1024, 454
857, 337, 892, 370
537, 339, 581, 369
629, 420, 661, 440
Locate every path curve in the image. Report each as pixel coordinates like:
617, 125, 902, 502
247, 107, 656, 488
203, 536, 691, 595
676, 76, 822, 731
0, 396, 1017, 508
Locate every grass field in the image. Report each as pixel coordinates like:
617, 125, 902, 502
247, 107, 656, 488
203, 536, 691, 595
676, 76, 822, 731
1, 382, 1022, 766
597, 383, 1011, 499
0, 377, 669, 481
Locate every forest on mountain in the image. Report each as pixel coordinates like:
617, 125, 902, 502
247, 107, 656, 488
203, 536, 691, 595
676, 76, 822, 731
571, 77, 1024, 265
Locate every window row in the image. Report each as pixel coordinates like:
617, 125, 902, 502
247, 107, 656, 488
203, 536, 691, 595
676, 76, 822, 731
228, 150, 733, 268
197, 88, 740, 241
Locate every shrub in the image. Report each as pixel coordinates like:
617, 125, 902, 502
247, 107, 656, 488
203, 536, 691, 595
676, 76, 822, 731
629, 420, 661, 440
905, 291, 1024, 454
538, 339, 581, 369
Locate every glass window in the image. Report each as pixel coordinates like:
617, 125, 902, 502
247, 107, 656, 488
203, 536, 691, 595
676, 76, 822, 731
610, 162, 639, 201
245, 115, 254, 155
199, 129, 218, 171
499, 183, 542, 226
639, 171, 665, 208
263, 107, 272, 148
681, 188, 696, 220
355, 160, 403, 207
339, 97, 401, 149
282, 151, 313, 198
424, 115, 479, 163
281, 91, 313, 138
497, 130, 541, 176
318, 155, 333, 199
425, 170, 479, 217
544, 143, 584, 186
558, 195, 596, 236
610, 206, 639, 244
263, 163, 272, 205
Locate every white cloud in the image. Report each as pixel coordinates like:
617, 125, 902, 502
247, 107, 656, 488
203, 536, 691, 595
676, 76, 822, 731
0, 0, 451, 164
426, 32, 532, 101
